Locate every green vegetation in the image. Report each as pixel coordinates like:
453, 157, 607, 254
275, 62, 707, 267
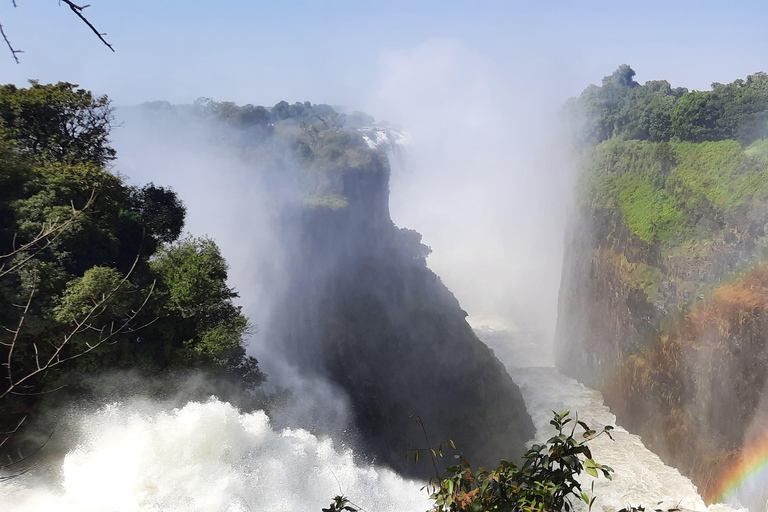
568, 65, 768, 145
328, 411, 614, 512
560, 66, 768, 500
0, 82, 263, 465
583, 138, 768, 247
304, 193, 349, 210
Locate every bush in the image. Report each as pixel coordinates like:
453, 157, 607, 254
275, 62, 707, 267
326, 411, 614, 512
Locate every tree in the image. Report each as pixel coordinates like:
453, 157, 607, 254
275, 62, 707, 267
0, 80, 116, 167
0, 81, 264, 476
144, 236, 264, 389
0, 198, 153, 478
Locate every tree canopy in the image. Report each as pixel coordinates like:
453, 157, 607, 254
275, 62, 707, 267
0, 81, 264, 464
567, 66, 768, 145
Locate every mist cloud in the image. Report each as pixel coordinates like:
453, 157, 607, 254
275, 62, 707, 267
365, 39, 575, 345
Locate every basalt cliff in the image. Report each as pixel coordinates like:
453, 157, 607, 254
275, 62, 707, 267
146, 100, 536, 478
556, 66, 768, 499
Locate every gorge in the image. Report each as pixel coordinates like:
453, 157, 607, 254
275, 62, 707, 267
3, 64, 768, 512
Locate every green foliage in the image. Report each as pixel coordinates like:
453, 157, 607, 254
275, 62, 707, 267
323, 496, 358, 512
128, 183, 186, 244
582, 138, 768, 246
0, 80, 116, 166
614, 172, 684, 244
53, 266, 135, 322
151, 237, 234, 318
570, 66, 768, 145
304, 193, 349, 210
145, 236, 264, 388
429, 411, 614, 512
180, 98, 386, 211
0, 82, 265, 457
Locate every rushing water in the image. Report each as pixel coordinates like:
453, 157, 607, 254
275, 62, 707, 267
470, 315, 742, 512
0, 400, 430, 512
0, 316, 748, 512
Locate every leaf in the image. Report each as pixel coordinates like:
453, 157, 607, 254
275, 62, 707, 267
439, 444, 443, 457
449, 439, 456, 450
581, 492, 590, 504
585, 466, 598, 478
414, 450, 419, 463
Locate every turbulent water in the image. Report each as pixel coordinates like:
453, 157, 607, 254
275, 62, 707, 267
0, 316, 748, 512
471, 315, 742, 512
0, 400, 430, 512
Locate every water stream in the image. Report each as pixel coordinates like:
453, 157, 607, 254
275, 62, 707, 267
471, 315, 741, 512
0, 316, 746, 512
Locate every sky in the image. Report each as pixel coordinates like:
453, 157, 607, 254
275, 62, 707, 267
2, 1, 766, 106
2, 0, 767, 342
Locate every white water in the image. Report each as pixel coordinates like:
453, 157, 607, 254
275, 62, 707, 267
470, 315, 742, 512
1, 316, 747, 512
0, 400, 430, 512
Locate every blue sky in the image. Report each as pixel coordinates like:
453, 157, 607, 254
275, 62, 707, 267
1, 1, 766, 109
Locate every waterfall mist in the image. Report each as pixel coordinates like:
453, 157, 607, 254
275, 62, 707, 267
364, 40, 576, 348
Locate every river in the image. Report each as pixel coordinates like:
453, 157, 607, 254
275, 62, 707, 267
471, 315, 741, 512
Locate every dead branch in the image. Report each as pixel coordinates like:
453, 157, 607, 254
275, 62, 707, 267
0, 423, 53, 482
0, 189, 96, 280
0, 21, 21, 63
59, 1, 114, 52
0, 256, 155, 401
0, 254, 155, 477
3, 1, 114, 62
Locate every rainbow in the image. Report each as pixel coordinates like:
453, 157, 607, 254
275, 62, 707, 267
707, 427, 768, 508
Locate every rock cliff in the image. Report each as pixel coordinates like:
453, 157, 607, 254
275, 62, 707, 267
251, 105, 535, 478
557, 138, 768, 499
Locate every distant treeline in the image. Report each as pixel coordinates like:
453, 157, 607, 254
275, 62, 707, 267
143, 98, 376, 131
567, 65, 768, 145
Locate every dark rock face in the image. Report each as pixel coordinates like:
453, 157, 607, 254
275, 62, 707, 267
274, 154, 534, 478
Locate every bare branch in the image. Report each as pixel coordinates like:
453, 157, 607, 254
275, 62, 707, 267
0, 426, 53, 481
59, 1, 114, 52
0, 190, 96, 280
0, 22, 21, 63
0, 415, 24, 438
0, 262, 155, 401
4, 274, 36, 391
3, 1, 114, 62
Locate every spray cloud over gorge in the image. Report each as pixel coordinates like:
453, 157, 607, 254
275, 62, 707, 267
366, 41, 574, 344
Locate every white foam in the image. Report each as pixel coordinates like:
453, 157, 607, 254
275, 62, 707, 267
475, 319, 743, 512
1, 400, 430, 512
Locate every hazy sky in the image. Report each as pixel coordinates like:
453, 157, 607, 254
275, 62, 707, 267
3, 1, 767, 340
1, 1, 766, 107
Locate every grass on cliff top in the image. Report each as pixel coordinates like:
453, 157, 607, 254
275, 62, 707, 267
303, 192, 349, 210
583, 138, 768, 246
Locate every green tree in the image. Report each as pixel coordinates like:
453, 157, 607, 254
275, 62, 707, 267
144, 236, 264, 388
0, 80, 116, 167
0, 82, 264, 473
